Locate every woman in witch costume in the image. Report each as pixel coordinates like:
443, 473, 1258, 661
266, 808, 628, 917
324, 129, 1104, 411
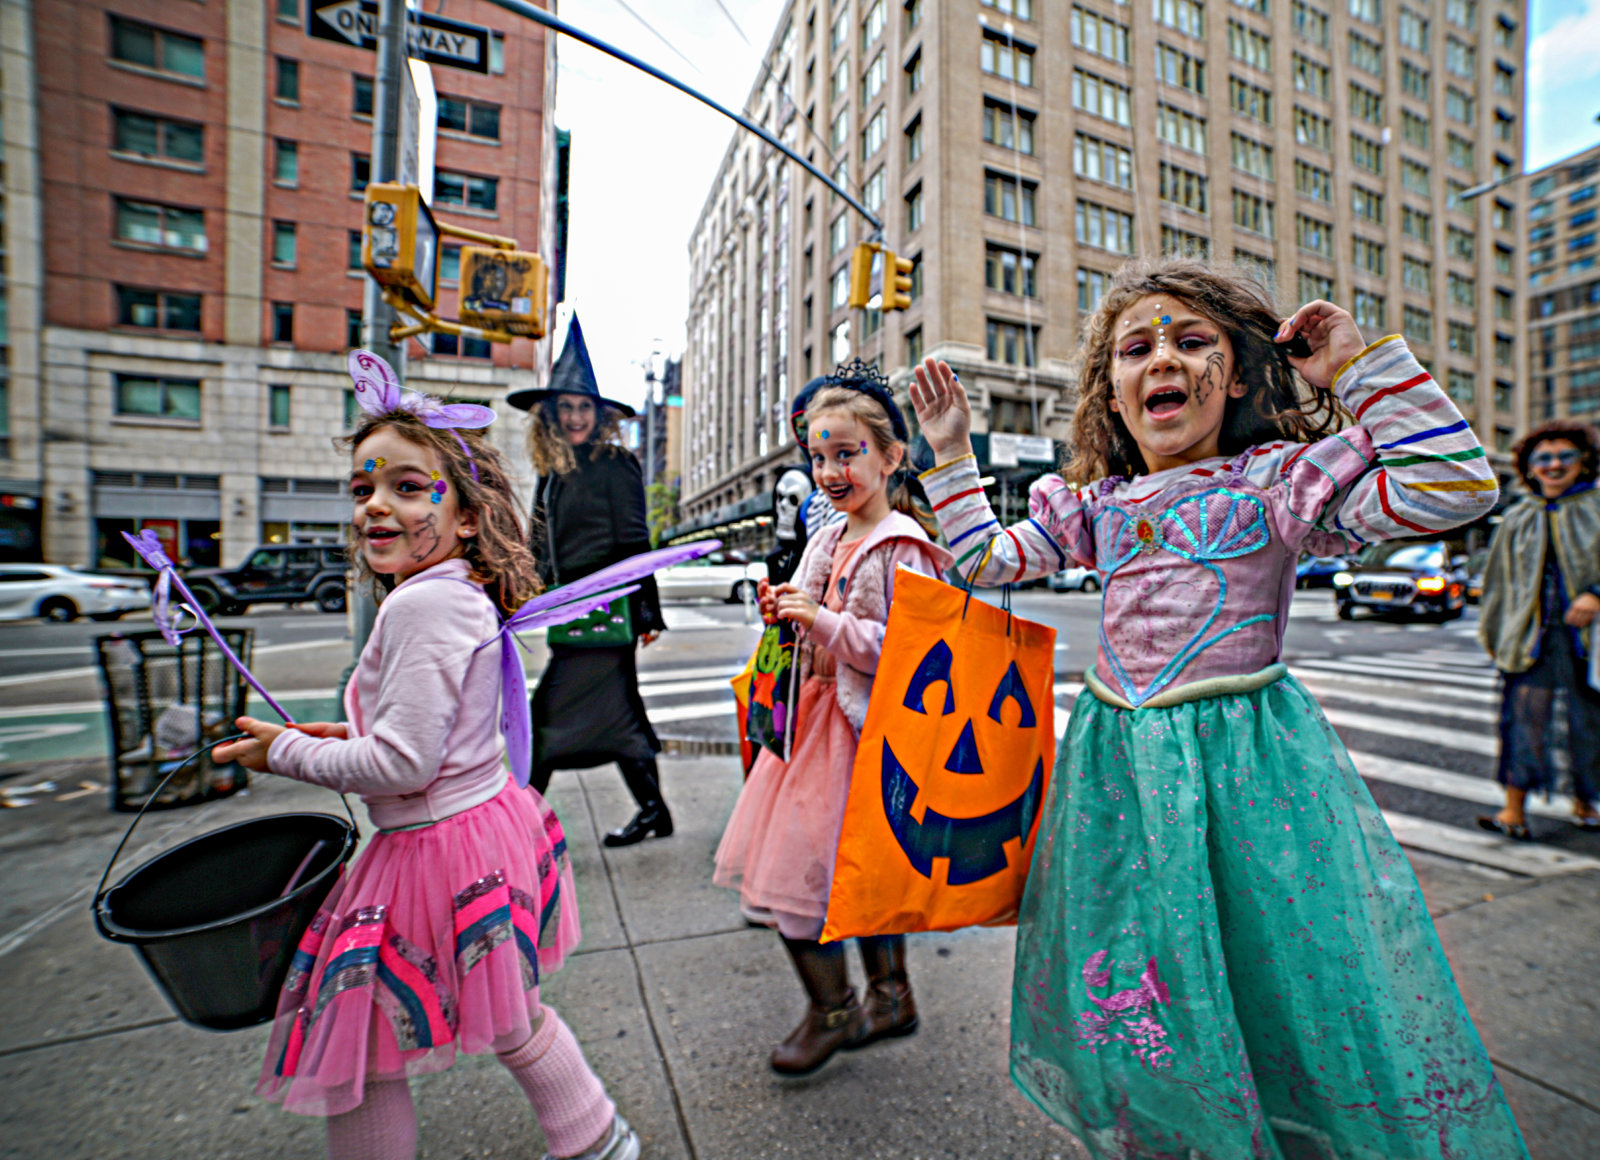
509, 316, 672, 847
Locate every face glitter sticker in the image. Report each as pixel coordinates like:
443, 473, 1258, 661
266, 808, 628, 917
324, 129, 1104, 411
429, 470, 447, 504
860, 441, 870, 452
819, 430, 831, 440
363, 457, 386, 472
1152, 315, 1171, 327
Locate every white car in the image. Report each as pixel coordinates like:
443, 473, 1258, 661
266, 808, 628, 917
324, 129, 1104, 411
655, 550, 768, 603
0, 563, 152, 623
1045, 566, 1101, 593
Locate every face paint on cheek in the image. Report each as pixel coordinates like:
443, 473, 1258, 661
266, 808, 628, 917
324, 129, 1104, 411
408, 511, 441, 563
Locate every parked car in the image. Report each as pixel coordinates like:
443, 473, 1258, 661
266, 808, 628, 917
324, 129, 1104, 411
1464, 547, 1489, 604
182, 544, 348, 616
0, 563, 151, 623
1332, 540, 1469, 622
654, 549, 768, 603
1045, 566, 1101, 593
1296, 554, 1353, 589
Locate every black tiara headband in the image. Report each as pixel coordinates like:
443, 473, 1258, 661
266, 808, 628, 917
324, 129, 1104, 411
790, 359, 909, 445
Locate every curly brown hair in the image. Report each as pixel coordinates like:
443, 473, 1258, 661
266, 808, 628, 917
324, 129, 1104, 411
339, 415, 542, 613
807, 387, 940, 537
525, 397, 628, 476
1512, 419, 1600, 491
1065, 256, 1350, 484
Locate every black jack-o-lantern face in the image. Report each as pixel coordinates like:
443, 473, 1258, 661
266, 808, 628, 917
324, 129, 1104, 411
881, 640, 1047, 885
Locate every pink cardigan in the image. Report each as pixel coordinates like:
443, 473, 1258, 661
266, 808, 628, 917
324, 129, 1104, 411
267, 558, 511, 830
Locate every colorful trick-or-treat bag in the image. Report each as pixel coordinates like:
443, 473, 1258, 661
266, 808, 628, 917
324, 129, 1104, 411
822, 568, 1055, 941
745, 620, 800, 759
547, 594, 633, 648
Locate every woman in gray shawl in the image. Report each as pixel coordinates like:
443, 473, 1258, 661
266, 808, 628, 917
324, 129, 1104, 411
1477, 420, 1600, 839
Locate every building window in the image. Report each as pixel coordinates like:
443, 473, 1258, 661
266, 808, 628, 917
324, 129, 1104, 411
1402, 206, 1433, 243
1349, 32, 1383, 76
434, 334, 492, 358
1349, 84, 1383, 126
349, 229, 367, 271
983, 101, 1035, 154
277, 0, 300, 21
830, 213, 850, 255
1157, 104, 1207, 154
1494, 245, 1513, 276
831, 319, 851, 364
1494, 335, 1515, 368
861, 0, 885, 50
110, 17, 204, 79
1230, 134, 1273, 180
347, 310, 364, 350
906, 0, 925, 31
1447, 133, 1474, 171
1351, 290, 1385, 331
864, 166, 886, 212
1400, 109, 1431, 149
985, 245, 1038, 297
1294, 160, 1332, 203
1402, 61, 1431, 101
1161, 225, 1210, 258
1449, 273, 1476, 308
861, 51, 888, 106
1074, 136, 1132, 193
1156, 43, 1207, 94
987, 319, 1038, 366
269, 385, 291, 430
830, 265, 850, 309
435, 170, 498, 212
1352, 236, 1386, 275
273, 139, 298, 184
112, 109, 204, 163
1291, 54, 1329, 99
1078, 267, 1109, 312
115, 375, 201, 421
1160, 163, 1209, 213
1445, 36, 1475, 79
1072, 7, 1130, 63
1296, 214, 1334, 258
114, 198, 206, 252
354, 74, 374, 116
437, 96, 501, 140
1153, 0, 1206, 39
1349, 0, 1382, 24
1401, 158, 1431, 196
1448, 321, 1476, 355
981, 32, 1035, 86
1350, 185, 1384, 224
1445, 0, 1476, 28
275, 57, 300, 103
981, 0, 1034, 18
1494, 62, 1515, 98
1073, 69, 1131, 126
352, 153, 371, 191
986, 172, 1038, 226
1228, 21, 1272, 71
1403, 304, 1434, 343
1399, 7, 1430, 50
830, 107, 849, 151
272, 220, 297, 266
1232, 190, 1275, 238
1292, 0, 1329, 47
116, 286, 201, 331
1447, 225, 1476, 261
1349, 134, 1384, 175
905, 327, 923, 366
1230, 77, 1273, 124
1292, 107, 1330, 150
1076, 200, 1135, 253
905, 50, 922, 96
905, 185, 923, 232
272, 302, 294, 343
1300, 271, 1336, 302
861, 108, 887, 161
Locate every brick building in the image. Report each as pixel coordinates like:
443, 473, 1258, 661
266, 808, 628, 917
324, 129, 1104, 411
0, 0, 561, 566
1523, 141, 1600, 424
678, 0, 1529, 536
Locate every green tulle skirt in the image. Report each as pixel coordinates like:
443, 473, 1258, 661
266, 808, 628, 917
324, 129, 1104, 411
1011, 673, 1529, 1160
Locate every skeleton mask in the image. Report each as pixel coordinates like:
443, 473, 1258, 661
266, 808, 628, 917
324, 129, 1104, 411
773, 468, 814, 543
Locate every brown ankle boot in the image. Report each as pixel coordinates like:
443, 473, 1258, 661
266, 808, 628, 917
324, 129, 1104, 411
770, 991, 864, 1075
851, 935, 918, 1048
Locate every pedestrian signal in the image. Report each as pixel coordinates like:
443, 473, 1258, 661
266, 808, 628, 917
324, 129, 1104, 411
848, 243, 878, 309
458, 249, 548, 339
362, 184, 439, 311
884, 251, 915, 312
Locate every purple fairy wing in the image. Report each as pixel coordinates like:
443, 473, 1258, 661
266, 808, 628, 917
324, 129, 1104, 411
122, 529, 174, 572
150, 570, 182, 647
509, 542, 722, 622
347, 349, 403, 415
417, 401, 497, 430
501, 634, 533, 788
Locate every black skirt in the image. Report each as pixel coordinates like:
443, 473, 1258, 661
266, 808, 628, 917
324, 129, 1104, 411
1496, 622, 1600, 804
530, 641, 661, 774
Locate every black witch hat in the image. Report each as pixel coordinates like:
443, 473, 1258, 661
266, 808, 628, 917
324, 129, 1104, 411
506, 315, 637, 416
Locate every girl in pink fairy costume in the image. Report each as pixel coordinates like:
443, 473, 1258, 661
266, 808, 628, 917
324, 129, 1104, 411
214, 353, 639, 1160
910, 259, 1529, 1159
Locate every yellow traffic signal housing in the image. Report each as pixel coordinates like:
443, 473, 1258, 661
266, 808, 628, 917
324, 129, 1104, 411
458, 248, 549, 339
883, 250, 915, 311
362, 183, 439, 311
847, 242, 877, 309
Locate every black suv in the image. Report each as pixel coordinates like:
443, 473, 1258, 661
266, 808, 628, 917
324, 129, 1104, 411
1332, 539, 1470, 622
183, 544, 348, 616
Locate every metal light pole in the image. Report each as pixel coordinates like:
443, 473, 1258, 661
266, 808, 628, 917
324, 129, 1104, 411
345, 0, 411, 691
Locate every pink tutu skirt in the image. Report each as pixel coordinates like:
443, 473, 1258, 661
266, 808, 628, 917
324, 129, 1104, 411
714, 677, 857, 939
257, 779, 581, 1116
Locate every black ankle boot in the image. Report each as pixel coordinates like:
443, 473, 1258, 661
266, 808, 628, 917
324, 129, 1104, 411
603, 805, 674, 847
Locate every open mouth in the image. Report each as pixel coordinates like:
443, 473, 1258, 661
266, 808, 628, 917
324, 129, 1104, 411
823, 482, 853, 500
365, 527, 401, 544
1144, 386, 1188, 419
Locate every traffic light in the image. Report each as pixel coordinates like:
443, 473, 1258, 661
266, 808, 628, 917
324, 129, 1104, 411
848, 242, 878, 309
883, 250, 914, 311
458, 248, 549, 338
362, 183, 439, 311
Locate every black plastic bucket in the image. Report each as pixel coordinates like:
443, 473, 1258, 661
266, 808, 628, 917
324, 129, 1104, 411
93, 754, 358, 1031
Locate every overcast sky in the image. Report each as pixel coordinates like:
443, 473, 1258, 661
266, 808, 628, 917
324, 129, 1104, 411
549, 0, 1600, 412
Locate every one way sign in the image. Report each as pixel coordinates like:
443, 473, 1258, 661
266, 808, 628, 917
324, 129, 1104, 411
309, 0, 491, 74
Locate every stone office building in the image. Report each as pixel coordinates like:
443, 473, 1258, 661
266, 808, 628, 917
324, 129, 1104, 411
0, 0, 562, 567
1523, 141, 1600, 424
679, 0, 1529, 535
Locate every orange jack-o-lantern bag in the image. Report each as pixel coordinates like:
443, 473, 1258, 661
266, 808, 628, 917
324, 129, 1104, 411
822, 568, 1056, 942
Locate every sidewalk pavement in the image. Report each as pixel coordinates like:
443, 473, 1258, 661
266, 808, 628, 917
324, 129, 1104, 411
1, 754, 1595, 1160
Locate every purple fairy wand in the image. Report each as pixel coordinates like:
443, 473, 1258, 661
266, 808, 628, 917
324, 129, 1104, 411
121, 529, 297, 724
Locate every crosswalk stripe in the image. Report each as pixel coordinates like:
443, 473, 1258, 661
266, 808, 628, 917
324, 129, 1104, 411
1293, 657, 1497, 689
638, 665, 745, 683
1379, 812, 1600, 876
637, 677, 742, 696
1290, 668, 1499, 705
1347, 751, 1557, 814
1291, 677, 1496, 723
1380, 649, 1493, 670
1320, 708, 1496, 755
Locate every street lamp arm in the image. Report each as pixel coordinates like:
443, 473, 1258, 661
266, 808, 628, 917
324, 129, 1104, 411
481, 0, 885, 235
1458, 174, 1516, 202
